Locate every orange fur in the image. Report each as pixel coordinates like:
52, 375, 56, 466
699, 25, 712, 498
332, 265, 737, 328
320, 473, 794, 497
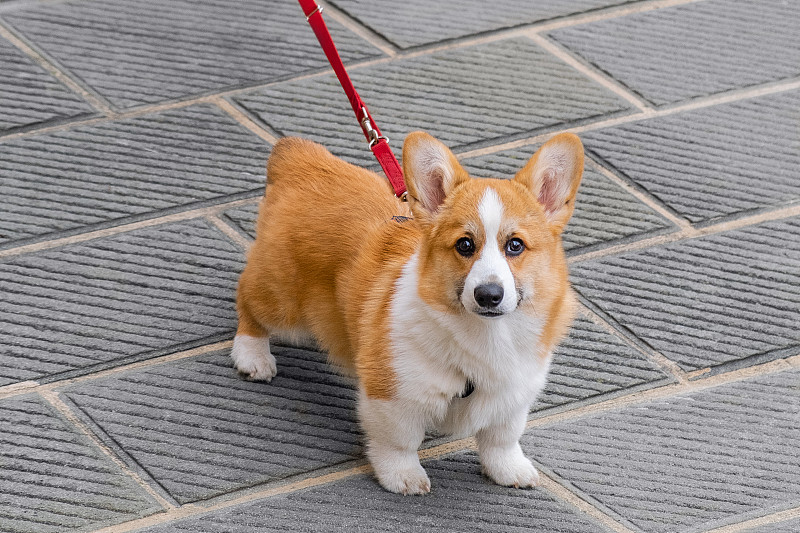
236, 138, 411, 396
409, 133, 582, 361
236, 132, 582, 400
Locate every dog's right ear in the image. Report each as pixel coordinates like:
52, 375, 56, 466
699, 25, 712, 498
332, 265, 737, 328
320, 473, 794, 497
403, 132, 469, 220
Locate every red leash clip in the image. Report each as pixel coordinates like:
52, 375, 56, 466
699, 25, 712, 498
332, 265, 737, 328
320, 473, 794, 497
297, 0, 407, 200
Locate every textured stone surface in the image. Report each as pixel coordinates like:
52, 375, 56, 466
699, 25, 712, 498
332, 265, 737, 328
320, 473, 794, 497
221, 202, 260, 240
0, 394, 162, 533
527, 369, 800, 533
549, 0, 800, 106
234, 38, 633, 167
538, 315, 670, 411
0, 104, 268, 247
571, 217, 800, 372
0, 219, 244, 386
582, 90, 800, 224
64, 348, 361, 504
3, 0, 383, 109
138, 451, 615, 533
0, 35, 93, 133
329, 0, 639, 49
462, 148, 676, 251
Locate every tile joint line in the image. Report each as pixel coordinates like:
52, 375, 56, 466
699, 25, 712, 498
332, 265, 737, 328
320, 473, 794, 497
206, 213, 254, 250
526, 32, 654, 114
37, 389, 176, 510
0, 197, 262, 259
576, 299, 690, 383
0, 20, 116, 116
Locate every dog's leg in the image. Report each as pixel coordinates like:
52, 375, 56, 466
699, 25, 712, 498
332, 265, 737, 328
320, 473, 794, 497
231, 302, 277, 382
476, 406, 539, 488
359, 394, 430, 495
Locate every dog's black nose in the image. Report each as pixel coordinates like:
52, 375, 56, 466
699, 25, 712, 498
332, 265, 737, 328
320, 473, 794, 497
474, 283, 504, 308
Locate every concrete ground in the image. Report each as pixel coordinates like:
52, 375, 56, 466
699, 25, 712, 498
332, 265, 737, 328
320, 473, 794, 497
1, 0, 799, 531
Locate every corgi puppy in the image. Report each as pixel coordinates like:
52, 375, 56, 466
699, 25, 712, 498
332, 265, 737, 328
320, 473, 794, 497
233, 131, 584, 494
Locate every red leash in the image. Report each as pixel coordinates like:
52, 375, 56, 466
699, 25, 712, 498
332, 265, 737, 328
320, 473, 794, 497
297, 0, 407, 200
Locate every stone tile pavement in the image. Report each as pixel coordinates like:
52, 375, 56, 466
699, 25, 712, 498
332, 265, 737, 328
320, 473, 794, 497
0, 0, 798, 531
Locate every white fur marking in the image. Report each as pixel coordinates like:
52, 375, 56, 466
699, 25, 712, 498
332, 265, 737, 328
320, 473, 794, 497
231, 335, 276, 381
461, 188, 517, 315
476, 407, 540, 487
375, 252, 551, 491
389, 253, 549, 435
359, 389, 431, 495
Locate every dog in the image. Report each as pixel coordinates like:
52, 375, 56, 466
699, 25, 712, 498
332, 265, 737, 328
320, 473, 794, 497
232, 131, 584, 494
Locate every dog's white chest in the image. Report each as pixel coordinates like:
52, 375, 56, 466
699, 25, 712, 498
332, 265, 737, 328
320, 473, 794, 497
388, 254, 549, 436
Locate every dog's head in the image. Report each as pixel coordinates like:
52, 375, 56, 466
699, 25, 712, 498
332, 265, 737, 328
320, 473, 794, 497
403, 132, 583, 320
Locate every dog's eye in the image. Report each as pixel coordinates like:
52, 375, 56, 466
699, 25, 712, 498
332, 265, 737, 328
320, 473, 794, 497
455, 237, 475, 257
505, 238, 525, 256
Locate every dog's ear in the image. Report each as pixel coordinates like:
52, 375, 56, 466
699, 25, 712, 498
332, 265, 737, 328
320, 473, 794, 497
403, 132, 469, 220
514, 133, 584, 234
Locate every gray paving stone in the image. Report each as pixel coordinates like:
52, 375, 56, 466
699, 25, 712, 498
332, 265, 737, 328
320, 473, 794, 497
0, 104, 268, 248
549, 0, 800, 106
0, 219, 244, 386
221, 203, 260, 240
138, 451, 615, 533
582, 90, 800, 224
461, 148, 676, 251
537, 315, 671, 411
329, 0, 640, 49
571, 217, 800, 372
233, 37, 633, 167
3, 0, 383, 109
0, 394, 162, 533
526, 368, 800, 533
64, 348, 361, 504
0, 34, 93, 133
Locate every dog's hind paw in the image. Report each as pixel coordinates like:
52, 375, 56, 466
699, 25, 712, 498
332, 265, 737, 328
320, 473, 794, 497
231, 335, 277, 382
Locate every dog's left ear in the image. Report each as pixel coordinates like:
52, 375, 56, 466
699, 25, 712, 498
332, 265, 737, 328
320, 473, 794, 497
514, 133, 584, 234
403, 132, 469, 220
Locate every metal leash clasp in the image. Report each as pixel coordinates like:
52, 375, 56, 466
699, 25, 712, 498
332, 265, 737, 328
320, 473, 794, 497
305, 4, 322, 20
360, 107, 388, 147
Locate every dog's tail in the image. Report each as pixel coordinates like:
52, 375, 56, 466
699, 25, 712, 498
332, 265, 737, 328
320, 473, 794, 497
266, 137, 338, 187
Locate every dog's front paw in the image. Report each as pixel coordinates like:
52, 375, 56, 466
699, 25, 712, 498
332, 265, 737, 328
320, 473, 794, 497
231, 335, 277, 381
368, 446, 431, 495
375, 464, 431, 495
481, 446, 540, 488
